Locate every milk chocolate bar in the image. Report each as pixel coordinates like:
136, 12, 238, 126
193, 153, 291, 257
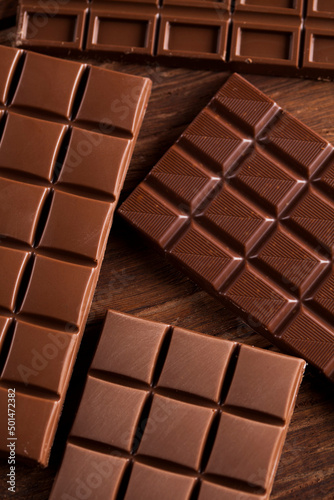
0, 45, 151, 466
119, 72, 334, 382
16, 0, 334, 80
50, 310, 305, 500
230, 0, 303, 73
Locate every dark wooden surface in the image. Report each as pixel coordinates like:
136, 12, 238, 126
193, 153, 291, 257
0, 6, 334, 499
0, 1, 16, 21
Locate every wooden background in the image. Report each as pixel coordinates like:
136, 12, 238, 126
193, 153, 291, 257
0, 4, 334, 499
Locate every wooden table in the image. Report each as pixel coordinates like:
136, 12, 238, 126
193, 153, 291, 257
0, 6, 334, 499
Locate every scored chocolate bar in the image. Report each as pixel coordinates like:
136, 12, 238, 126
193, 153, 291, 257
0, 0, 16, 20
50, 310, 305, 500
119, 72, 334, 383
0, 45, 151, 465
16, 0, 334, 80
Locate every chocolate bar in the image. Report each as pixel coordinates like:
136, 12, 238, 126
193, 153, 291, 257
50, 310, 305, 500
16, 0, 334, 80
0, 45, 151, 465
119, 72, 334, 383
230, 0, 303, 73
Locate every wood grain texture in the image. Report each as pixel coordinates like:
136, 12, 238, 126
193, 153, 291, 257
0, 13, 334, 500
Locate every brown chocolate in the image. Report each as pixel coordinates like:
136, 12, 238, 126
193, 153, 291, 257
157, 0, 231, 63
0, 1, 17, 21
17, 0, 88, 51
230, 0, 303, 74
87, 0, 160, 56
16, 0, 334, 79
0, 45, 151, 466
50, 310, 305, 500
119, 72, 334, 382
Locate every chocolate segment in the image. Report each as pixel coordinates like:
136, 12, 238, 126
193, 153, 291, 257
198, 482, 265, 500
87, 0, 160, 56
2, 321, 77, 394
57, 130, 131, 197
12, 51, 86, 119
205, 412, 284, 490
0, 112, 67, 180
50, 310, 305, 500
304, 0, 334, 74
20, 254, 95, 326
16, 0, 334, 79
71, 375, 150, 451
0, 384, 59, 463
50, 442, 129, 500
90, 310, 170, 383
124, 462, 196, 500
119, 73, 334, 382
17, 0, 88, 51
157, 0, 231, 62
38, 191, 114, 261
158, 327, 234, 401
0, 45, 151, 465
0, 48, 22, 105
0, 177, 49, 245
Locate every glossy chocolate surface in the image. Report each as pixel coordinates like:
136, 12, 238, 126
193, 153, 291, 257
0, 45, 151, 465
16, 0, 334, 79
50, 310, 305, 500
119, 73, 334, 382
